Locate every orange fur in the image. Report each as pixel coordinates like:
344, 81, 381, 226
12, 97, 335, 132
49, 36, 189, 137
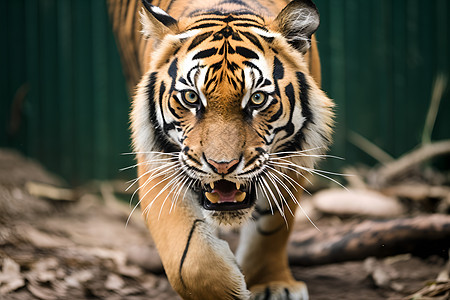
110, 0, 334, 298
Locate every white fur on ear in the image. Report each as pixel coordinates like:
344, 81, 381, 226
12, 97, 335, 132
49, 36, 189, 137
140, 8, 153, 38
284, 8, 319, 45
274, 0, 320, 53
139, 2, 178, 40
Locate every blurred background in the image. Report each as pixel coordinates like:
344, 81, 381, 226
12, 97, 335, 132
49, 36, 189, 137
1, 0, 449, 185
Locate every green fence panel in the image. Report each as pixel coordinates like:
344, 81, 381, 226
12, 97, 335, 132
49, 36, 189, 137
1, 0, 449, 185
315, 0, 450, 169
1, 0, 132, 185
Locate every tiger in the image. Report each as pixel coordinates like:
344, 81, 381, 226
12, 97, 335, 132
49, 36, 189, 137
108, 0, 334, 299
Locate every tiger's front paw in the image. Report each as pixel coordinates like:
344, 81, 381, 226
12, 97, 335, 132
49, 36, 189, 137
250, 281, 308, 300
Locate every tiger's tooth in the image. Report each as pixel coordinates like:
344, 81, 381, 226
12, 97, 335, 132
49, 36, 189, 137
205, 192, 219, 203
236, 182, 241, 190
210, 182, 215, 190
235, 192, 246, 202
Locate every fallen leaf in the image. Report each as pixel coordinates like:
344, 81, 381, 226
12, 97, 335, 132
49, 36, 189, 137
0, 257, 25, 294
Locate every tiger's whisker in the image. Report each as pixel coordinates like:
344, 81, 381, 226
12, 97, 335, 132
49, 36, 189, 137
166, 169, 192, 214
158, 170, 188, 220
143, 168, 183, 214
126, 163, 180, 208
170, 173, 192, 214
266, 165, 302, 194
255, 178, 274, 216
268, 147, 325, 156
126, 161, 179, 193
260, 175, 286, 221
126, 172, 177, 227
302, 168, 349, 191
141, 171, 182, 221
270, 153, 344, 161
270, 158, 352, 178
266, 170, 320, 231
120, 157, 178, 171
121, 151, 179, 156
138, 168, 182, 217
264, 171, 294, 218
268, 162, 312, 185
274, 161, 348, 190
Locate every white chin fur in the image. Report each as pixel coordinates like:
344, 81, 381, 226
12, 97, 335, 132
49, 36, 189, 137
203, 207, 254, 227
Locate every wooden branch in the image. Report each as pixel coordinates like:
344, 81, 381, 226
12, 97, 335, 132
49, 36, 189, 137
25, 181, 75, 201
371, 140, 450, 187
288, 215, 450, 266
382, 184, 450, 202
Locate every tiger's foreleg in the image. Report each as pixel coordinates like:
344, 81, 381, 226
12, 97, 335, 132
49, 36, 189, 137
137, 163, 251, 300
236, 181, 308, 300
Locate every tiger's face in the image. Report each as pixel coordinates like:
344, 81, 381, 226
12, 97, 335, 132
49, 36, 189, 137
133, 1, 334, 225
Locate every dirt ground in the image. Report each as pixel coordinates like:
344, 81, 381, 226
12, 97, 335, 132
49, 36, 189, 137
1, 149, 449, 299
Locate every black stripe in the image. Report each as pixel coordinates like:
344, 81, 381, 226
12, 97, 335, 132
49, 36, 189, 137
272, 57, 284, 99
239, 30, 264, 52
193, 47, 218, 60
151, 11, 178, 26
278, 83, 296, 137
159, 81, 166, 106
160, 82, 181, 134
233, 23, 266, 30
257, 223, 284, 236
189, 15, 263, 24
273, 56, 284, 80
168, 58, 178, 82
284, 288, 291, 298
243, 61, 262, 77
185, 164, 209, 174
262, 97, 279, 115
244, 155, 259, 168
262, 79, 272, 87
143, 2, 178, 27
284, 83, 296, 120
264, 287, 271, 300
235, 46, 259, 59
296, 72, 313, 123
228, 76, 238, 89
218, 43, 226, 55
203, 68, 212, 86
147, 72, 158, 115
186, 152, 202, 166
267, 83, 297, 143
188, 22, 223, 30
204, 75, 216, 92
231, 31, 243, 41
279, 73, 313, 152
187, 31, 213, 50
179, 219, 204, 288
147, 73, 179, 153
255, 76, 264, 88
261, 35, 274, 44
187, 65, 201, 86
253, 205, 274, 216
178, 77, 188, 86
167, 98, 182, 119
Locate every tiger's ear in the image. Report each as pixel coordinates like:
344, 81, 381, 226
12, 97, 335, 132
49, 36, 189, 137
271, 0, 319, 53
140, 0, 179, 40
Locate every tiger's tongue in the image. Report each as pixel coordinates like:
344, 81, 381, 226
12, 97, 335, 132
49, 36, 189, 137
213, 180, 237, 203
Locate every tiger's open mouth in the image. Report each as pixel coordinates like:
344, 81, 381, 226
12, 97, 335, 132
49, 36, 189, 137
200, 180, 255, 211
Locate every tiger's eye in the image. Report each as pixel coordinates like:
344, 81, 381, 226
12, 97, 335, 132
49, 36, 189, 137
250, 92, 267, 106
183, 90, 199, 104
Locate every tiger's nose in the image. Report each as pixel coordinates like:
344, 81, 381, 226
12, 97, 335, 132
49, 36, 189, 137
207, 158, 239, 175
